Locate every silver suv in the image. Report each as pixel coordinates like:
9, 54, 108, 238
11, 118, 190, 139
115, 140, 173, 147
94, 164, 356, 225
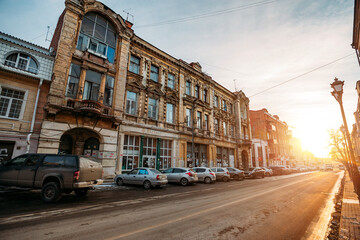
162, 168, 198, 186
211, 167, 231, 182
193, 167, 216, 184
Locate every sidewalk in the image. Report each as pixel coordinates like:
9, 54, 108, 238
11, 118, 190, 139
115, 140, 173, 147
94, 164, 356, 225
340, 174, 360, 239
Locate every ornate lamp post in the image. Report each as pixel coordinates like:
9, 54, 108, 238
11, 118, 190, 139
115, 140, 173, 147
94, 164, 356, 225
331, 77, 360, 198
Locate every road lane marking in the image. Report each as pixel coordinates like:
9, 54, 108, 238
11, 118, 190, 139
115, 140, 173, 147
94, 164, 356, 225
105, 174, 324, 240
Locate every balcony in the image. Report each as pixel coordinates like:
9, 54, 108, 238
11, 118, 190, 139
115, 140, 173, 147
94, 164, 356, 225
66, 99, 111, 116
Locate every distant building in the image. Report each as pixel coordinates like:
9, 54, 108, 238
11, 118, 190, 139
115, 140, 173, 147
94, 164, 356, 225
0, 32, 54, 162
250, 109, 293, 166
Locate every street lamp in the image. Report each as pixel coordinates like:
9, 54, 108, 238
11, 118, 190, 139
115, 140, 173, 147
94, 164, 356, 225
331, 77, 360, 199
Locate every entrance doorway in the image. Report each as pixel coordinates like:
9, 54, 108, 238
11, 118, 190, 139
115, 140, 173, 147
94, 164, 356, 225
241, 150, 249, 170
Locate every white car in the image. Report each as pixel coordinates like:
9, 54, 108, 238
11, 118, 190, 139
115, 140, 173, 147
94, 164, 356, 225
114, 168, 167, 189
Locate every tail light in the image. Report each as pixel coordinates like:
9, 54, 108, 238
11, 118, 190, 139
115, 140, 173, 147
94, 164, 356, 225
186, 172, 193, 177
156, 175, 160, 180
102, 169, 104, 178
226, 171, 230, 175
210, 172, 215, 176
74, 171, 80, 180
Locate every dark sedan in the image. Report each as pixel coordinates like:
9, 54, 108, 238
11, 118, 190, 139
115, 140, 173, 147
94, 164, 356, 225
244, 167, 265, 179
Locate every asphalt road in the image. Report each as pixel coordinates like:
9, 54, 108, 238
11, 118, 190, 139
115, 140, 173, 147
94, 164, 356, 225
0, 171, 341, 240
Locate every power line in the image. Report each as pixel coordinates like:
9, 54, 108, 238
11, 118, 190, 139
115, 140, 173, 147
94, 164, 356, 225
136, 0, 282, 28
249, 52, 355, 98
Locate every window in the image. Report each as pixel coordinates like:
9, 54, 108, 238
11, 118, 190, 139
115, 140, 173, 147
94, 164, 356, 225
5, 53, 38, 74
138, 169, 149, 175
214, 118, 219, 135
43, 156, 65, 166
126, 91, 137, 115
203, 89, 207, 102
186, 81, 191, 95
186, 108, 191, 127
197, 111, 202, 129
0, 87, 25, 119
148, 98, 158, 120
160, 140, 172, 169
83, 70, 101, 101
150, 65, 159, 82
230, 103, 233, 114
168, 73, 175, 89
223, 122, 227, 136
8, 154, 28, 166
26, 155, 40, 166
129, 55, 140, 74
77, 12, 117, 63
222, 100, 227, 112
214, 95, 219, 108
66, 64, 81, 98
194, 168, 205, 173
166, 103, 174, 124
122, 135, 140, 170
65, 156, 77, 168
104, 75, 114, 106
204, 114, 209, 130
195, 85, 199, 99
173, 168, 186, 173
230, 124, 235, 137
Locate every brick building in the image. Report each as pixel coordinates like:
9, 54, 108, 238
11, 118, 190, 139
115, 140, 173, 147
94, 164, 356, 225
0, 32, 54, 161
35, 0, 252, 177
250, 109, 292, 166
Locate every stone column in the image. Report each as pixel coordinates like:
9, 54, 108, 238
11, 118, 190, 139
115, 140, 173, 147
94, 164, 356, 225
98, 73, 107, 102
116, 132, 125, 174
77, 67, 87, 100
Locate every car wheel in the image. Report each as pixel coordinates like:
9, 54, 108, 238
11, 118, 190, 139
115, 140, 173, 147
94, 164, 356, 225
143, 180, 152, 190
266, 173, 270, 177
41, 182, 62, 203
262, 173, 265, 178
116, 178, 123, 186
180, 178, 189, 186
240, 176, 245, 181
233, 175, 239, 181
204, 177, 212, 184
222, 176, 229, 182
75, 188, 89, 198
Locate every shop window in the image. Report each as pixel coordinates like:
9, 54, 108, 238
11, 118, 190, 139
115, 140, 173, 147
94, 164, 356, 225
150, 65, 159, 82
0, 87, 25, 119
129, 55, 140, 74
126, 91, 137, 115
122, 135, 140, 170
160, 140, 172, 169
168, 73, 175, 89
166, 103, 174, 123
83, 137, 100, 158
76, 12, 117, 63
104, 75, 114, 106
148, 98, 158, 120
66, 64, 81, 98
83, 70, 102, 101
5, 52, 38, 74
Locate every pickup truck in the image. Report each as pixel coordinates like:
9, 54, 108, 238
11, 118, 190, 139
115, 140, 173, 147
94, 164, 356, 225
0, 154, 103, 203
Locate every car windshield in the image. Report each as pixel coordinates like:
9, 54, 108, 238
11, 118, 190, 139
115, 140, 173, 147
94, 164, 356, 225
149, 169, 161, 174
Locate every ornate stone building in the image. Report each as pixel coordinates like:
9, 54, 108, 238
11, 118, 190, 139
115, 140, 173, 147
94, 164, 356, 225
0, 32, 54, 162
38, 0, 252, 177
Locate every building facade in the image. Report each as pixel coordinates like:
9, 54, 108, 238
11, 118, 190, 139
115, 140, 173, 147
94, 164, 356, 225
33, 0, 252, 177
0, 32, 54, 162
249, 109, 292, 166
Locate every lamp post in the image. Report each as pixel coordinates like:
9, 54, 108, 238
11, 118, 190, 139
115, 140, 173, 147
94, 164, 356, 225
331, 77, 360, 198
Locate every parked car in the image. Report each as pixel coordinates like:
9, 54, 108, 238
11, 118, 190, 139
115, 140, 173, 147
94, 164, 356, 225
261, 167, 273, 177
226, 167, 245, 181
244, 167, 265, 179
0, 154, 103, 203
193, 167, 216, 183
268, 166, 286, 175
211, 167, 231, 182
339, 165, 345, 170
162, 168, 198, 186
325, 164, 333, 171
115, 168, 167, 189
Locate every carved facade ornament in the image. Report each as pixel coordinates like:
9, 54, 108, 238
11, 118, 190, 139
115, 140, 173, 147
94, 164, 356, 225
146, 79, 164, 98
126, 72, 145, 93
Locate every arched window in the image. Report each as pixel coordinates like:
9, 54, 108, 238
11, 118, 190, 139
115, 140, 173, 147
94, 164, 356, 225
58, 134, 73, 154
77, 12, 117, 63
4, 53, 38, 74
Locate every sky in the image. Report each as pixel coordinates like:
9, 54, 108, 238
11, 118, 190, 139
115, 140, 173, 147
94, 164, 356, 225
0, 0, 359, 158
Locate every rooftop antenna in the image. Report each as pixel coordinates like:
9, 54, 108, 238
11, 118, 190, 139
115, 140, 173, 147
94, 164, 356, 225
233, 79, 238, 92
123, 9, 134, 23
45, 26, 51, 42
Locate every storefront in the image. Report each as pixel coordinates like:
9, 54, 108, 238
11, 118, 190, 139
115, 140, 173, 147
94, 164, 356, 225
186, 143, 208, 167
122, 135, 173, 171
216, 147, 235, 167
